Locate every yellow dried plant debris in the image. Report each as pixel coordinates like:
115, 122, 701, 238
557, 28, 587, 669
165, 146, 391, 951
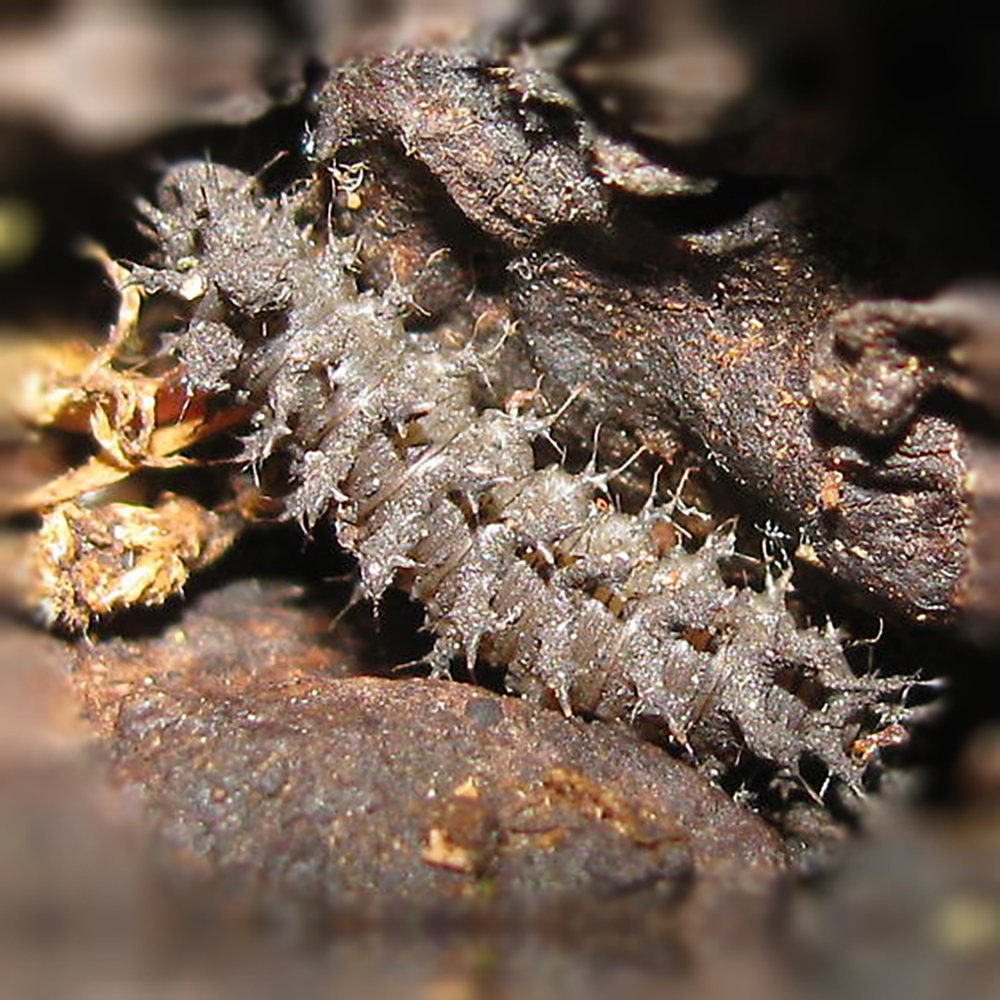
7, 245, 148, 438
6, 401, 245, 515
2, 244, 246, 515
26, 496, 238, 632
3, 245, 250, 629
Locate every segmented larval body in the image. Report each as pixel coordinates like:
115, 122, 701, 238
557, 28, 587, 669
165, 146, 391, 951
141, 160, 911, 789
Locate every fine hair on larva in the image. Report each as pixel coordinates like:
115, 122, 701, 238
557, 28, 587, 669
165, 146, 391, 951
134, 159, 917, 800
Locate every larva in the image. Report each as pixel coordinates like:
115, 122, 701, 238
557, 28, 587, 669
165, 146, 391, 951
137, 160, 913, 793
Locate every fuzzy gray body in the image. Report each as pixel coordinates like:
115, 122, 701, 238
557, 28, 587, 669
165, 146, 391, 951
141, 161, 909, 788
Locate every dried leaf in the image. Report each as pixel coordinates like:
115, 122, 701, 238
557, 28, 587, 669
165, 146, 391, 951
25, 496, 238, 632
2, 244, 248, 514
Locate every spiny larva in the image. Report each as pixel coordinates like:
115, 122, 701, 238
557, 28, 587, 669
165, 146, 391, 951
135, 159, 916, 795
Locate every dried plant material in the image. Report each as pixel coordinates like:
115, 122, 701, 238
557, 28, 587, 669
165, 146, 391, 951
4, 402, 245, 516
2, 247, 247, 515
422, 776, 498, 875
2, 351, 237, 514
9, 254, 172, 466
537, 767, 677, 845
422, 825, 481, 874
2, 245, 249, 629
7, 246, 142, 424
2, 336, 97, 433
503, 767, 683, 857
25, 496, 237, 632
